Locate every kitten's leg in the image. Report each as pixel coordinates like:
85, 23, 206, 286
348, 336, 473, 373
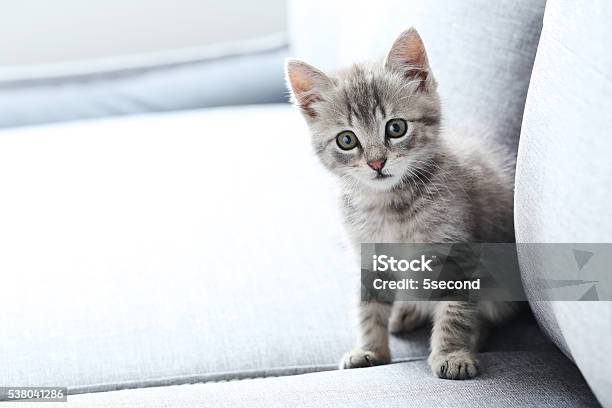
340, 301, 391, 369
389, 302, 429, 334
428, 301, 480, 380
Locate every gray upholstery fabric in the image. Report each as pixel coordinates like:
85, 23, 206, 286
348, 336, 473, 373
515, 1, 612, 406
289, 0, 545, 152
0, 106, 551, 396
40, 351, 597, 408
0, 36, 288, 129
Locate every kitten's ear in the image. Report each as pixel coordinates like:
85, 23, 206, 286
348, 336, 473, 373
385, 27, 436, 92
285, 59, 334, 119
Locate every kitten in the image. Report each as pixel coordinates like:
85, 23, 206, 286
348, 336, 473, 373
285, 28, 518, 380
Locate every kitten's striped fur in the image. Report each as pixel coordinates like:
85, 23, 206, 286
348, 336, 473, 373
286, 28, 518, 379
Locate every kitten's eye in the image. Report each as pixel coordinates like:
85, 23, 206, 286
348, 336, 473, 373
336, 131, 359, 150
385, 118, 408, 138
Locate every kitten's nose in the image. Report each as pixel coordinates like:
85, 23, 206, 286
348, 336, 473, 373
367, 159, 387, 172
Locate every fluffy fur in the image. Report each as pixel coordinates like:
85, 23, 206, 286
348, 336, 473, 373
286, 27, 518, 380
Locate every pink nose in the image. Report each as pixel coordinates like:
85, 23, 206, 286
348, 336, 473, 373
367, 159, 387, 171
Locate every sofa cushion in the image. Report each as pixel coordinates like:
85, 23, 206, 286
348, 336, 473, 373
0, 105, 552, 395
515, 1, 612, 406
0, 35, 288, 129
59, 351, 597, 407
289, 0, 545, 152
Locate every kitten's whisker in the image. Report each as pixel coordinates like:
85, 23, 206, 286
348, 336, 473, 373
409, 159, 454, 199
414, 167, 442, 199
404, 168, 434, 205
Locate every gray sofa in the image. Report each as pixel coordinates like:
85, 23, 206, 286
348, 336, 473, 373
1, 1, 610, 407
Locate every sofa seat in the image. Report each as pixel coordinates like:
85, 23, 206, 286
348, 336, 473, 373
28, 351, 597, 407
0, 105, 580, 401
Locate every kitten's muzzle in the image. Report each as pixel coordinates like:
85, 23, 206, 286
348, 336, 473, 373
367, 159, 387, 172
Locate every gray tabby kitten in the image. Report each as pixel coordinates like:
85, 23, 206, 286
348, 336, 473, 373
286, 28, 518, 380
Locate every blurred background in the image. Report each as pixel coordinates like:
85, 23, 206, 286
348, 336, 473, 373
0, 0, 290, 128
0, 0, 287, 65
0, 0, 535, 153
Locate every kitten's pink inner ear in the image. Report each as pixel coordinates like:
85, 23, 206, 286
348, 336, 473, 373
288, 70, 314, 96
291, 76, 321, 118
287, 62, 326, 118
403, 38, 427, 70
386, 28, 432, 90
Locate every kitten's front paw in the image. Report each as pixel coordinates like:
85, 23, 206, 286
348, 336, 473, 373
428, 350, 479, 380
340, 348, 390, 369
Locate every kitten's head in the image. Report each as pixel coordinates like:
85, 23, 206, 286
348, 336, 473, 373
286, 28, 441, 191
